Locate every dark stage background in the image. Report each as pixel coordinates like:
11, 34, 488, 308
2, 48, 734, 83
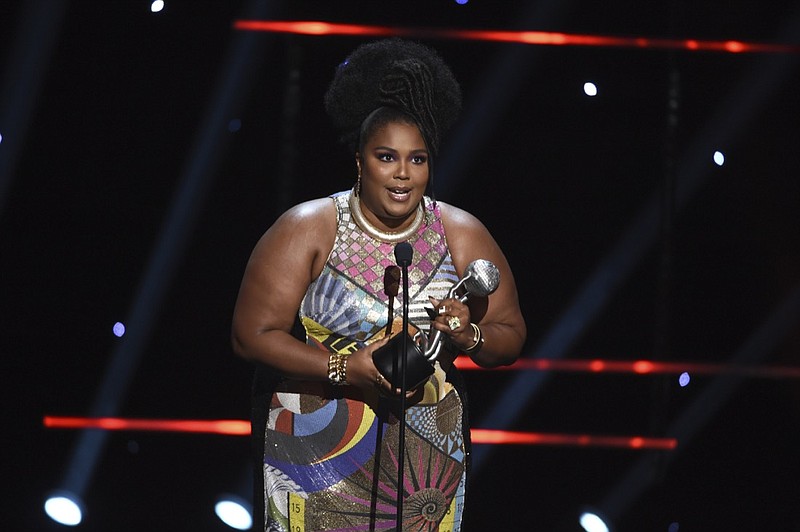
2, 1, 799, 530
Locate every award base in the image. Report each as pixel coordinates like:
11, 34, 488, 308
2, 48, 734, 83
372, 332, 434, 390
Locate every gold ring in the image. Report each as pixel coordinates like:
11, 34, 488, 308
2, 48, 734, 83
448, 316, 461, 331
376, 373, 384, 387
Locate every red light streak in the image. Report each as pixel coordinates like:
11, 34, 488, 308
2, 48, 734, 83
633, 360, 654, 374
235, 20, 399, 37
43, 416, 676, 450
43, 416, 250, 435
454, 356, 800, 379
233, 20, 800, 54
590, 360, 605, 372
471, 429, 677, 450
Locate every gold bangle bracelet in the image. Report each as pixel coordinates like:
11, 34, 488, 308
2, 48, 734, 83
327, 353, 348, 385
464, 323, 484, 354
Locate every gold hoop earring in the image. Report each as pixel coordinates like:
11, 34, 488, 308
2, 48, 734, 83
354, 157, 362, 196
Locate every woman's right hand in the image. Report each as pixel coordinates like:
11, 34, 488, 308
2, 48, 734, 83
346, 337, 419, 398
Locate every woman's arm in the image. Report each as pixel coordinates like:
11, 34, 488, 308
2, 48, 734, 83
437, 202, 527, 367
231, 198, 388, 391
231, 198, 333, 378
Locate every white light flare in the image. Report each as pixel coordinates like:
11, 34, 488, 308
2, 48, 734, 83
44, 493, 83, 527
215, 497, 253, 530
579, 511, 610, 532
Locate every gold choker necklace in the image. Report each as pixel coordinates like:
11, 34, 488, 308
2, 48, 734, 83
348, 190, 424, 243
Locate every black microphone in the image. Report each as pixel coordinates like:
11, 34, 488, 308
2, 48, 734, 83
384, 265, 400, 297
393, 241, 413, 530
383, 266, 400, 337
372, 262, 431, 390
394, 241, 413, 267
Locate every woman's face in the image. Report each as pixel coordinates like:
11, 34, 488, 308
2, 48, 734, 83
356, 120, 429, 231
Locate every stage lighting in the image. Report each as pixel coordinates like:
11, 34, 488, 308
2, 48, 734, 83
584, 82, 598, 96
44, 491, 84, 526
679, 372, 691, 387
215, 494, 253, 530
150, 1, 164, 13
713, 151, 725, 166
579, 509, 612, 532
112, 321, 126, 337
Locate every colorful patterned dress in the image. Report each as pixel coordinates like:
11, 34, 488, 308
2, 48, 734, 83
251, 190, 470, 531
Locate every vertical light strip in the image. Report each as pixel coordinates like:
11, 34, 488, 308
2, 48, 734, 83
0, 0, 67, 216
56, 0, 275, 500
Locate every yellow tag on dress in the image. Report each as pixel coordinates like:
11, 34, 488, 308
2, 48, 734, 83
287, 491, 305, 532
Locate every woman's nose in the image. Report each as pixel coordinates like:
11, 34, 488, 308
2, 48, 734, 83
394, 161, 410, 179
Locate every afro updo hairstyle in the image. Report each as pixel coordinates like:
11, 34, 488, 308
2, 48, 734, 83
324, 38, 462, 157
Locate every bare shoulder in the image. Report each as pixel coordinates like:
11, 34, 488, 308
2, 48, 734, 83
250, 197, 337, 274
437, 201, 503, 272
438, 201, 491, 240
277, 197, 337, 227
265, 197, 337, 240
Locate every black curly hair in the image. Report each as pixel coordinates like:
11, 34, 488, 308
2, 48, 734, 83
324, 38, 462, 157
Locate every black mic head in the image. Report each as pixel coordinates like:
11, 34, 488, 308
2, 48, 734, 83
384, 265, 401, 297
394, 242, 413, 267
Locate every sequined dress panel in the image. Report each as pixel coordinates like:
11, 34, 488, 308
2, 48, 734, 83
260, 190, 467, 531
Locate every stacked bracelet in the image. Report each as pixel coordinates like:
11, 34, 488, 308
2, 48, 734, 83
464, 323, 484, 355
327, 352, 348, 385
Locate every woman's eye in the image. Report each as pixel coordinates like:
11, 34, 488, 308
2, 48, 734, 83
378, 153, 394, 162
412, 155, 428, 164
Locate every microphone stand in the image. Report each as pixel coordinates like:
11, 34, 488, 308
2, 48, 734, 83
394, 242, 413, 531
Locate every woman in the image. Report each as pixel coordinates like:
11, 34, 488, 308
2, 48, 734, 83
232, 39, 526, 532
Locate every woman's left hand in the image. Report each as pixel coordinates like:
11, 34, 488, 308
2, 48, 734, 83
429, 296, 475, 352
